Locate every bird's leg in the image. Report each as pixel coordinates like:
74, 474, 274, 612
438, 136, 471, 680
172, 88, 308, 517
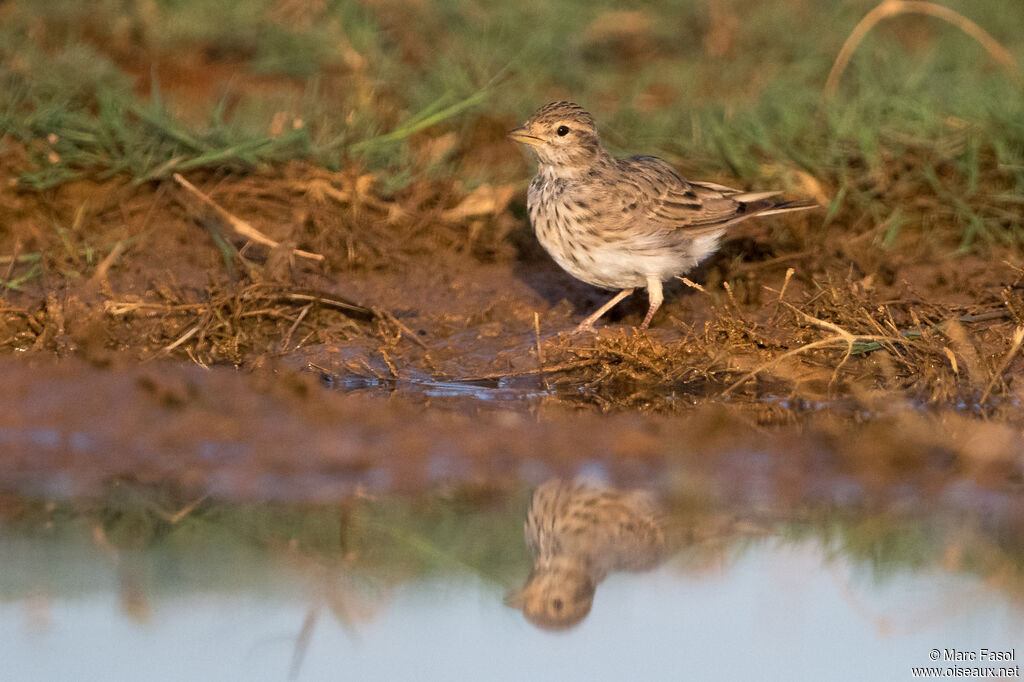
639, 277, 663, 329
573, 288, 634, 333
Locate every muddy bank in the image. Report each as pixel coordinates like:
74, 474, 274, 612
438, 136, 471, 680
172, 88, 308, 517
2, 166, 1022, 414
0, 356, 1019, 504
1, 163, 1023, 502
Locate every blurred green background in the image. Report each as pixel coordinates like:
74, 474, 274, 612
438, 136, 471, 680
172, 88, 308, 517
1, 0, 1022, 247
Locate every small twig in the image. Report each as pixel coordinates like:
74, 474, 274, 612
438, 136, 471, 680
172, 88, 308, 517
958, 310, 1011, 323
289, 606, 320, 681
357, 357, 387, 381
979, 326, 1024, 405
533, 312, 545, 366
380, 349, 399, 379
676, 276, 707, 293
275, 291, 375, 321
722, 281, 739, 310
87, 239, 129, 286
778, 267, 795, 303
825, 0, 1020, 97
1, 240, 19, 283
374, 307, 427, 349
172, 173, 325, 262
185, 347, 209, 369
722, 304, 921, 396
457, 358, 602, 381
154, 324, 201, 358
280, 302, 313, 351
136, 179, 169, 234
534, 312, 550, 392
160, 494, 210, 524
105, 300, 207, 315
307, 361, 332, 375
721, 336, 851, 396
785, 302, 856, 338
943, 347, 959, 375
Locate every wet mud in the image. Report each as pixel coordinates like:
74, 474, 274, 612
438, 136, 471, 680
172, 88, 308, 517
1, 158, 1023, 497
1, 159, 1022, 682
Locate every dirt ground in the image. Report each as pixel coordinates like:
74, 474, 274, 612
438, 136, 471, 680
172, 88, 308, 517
2, 150, 1023, 401
2, 89, 1024, 502
1, 146, 1023, 499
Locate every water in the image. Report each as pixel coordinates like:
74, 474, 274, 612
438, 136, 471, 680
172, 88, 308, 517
1, 360, 1022, 681
2, 534, 1020, 682
2, 475, 1022, 682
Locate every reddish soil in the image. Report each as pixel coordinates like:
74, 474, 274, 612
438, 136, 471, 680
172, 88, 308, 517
1, 157, 1023, 504
2, 100, 1023, 503
0, 355, 1020, 505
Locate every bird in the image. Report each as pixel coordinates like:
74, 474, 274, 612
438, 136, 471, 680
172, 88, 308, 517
505, 478, 672, 630
508, 101, 816, 332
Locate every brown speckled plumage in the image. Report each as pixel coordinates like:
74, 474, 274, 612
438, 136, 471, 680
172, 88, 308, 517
505, 479, 671, 630
509, 101, 816, 331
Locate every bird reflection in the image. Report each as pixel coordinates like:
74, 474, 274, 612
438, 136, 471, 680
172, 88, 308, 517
506, 478, 674, 630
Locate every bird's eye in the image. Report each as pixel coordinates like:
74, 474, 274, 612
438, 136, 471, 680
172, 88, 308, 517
556, 125, 570, 137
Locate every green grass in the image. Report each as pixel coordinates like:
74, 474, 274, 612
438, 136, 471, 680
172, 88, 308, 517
0, 483, 533, 591
1, 0, 1023, 248
1, 481, 1021, 599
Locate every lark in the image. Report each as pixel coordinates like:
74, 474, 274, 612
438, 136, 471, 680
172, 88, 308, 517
505, 479, 672, 630
509, 101, 816, 332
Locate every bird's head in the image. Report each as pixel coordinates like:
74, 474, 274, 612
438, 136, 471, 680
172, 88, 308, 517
508, 101, 604, 170
504, 558, 597, 631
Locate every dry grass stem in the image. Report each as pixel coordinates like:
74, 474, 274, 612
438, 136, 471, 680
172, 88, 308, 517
161, 494, 210, 524
677, 276, 707, 293
721, 304, 923, 396
173, 173, 325, 262
157, 324, 201, 358
289, 606, 320, 682
943, 347, 959, 375
462, 358, 603, 382
374, 308, 428, 349
778, 268, 795, 302
534, 312, 552, 391
1, 241, 19, 283
277, 292, 374, 319
280, 302, 313, 351
979, 326, 1024, 405
825, 0, 1020, 97
380, 349, 399, 378
104, 300, 206, 315
534, 312, 545, 366
87, 240, 129, 286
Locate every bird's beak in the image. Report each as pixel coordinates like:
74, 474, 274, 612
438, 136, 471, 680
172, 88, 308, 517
507, 127, 541, 147
503, 589, 526, 608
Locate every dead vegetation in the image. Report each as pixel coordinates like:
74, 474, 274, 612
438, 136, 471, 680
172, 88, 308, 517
0, 159, 515, 363
1, 0, 1022, 420
516, 253, 1024, 413
1, 79, 1023, 419
1, 144, 1023, 417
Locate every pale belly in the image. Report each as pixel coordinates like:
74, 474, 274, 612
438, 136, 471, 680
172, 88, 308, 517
533, 210, 724, 290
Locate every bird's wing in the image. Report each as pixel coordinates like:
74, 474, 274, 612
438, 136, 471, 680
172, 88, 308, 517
612, 156, 747, 233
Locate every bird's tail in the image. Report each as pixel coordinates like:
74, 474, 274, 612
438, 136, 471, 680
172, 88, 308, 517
741, 195, 819, 218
